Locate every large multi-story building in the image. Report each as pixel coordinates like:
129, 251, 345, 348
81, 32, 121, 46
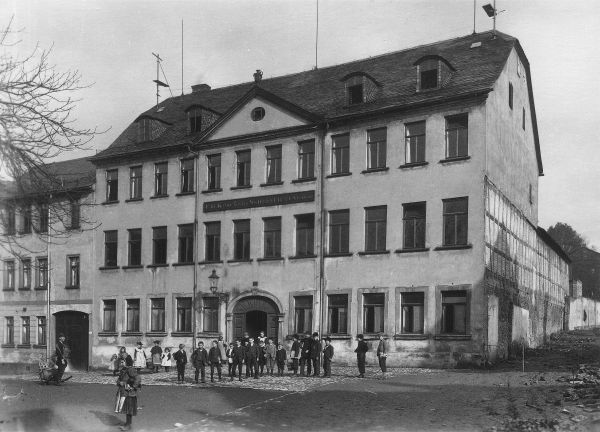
1, 30, 570, 370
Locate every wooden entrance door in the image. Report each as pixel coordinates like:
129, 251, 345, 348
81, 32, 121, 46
232, 296, 279, 341
54, 311, 89, 370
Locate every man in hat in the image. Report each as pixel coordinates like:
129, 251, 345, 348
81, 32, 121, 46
354, 334, 369, 378
290, 334, 301, 376
322, 337, 334, 378
309, 332, 321, 377
376, 333, 388, 378
52, 333, 68, 385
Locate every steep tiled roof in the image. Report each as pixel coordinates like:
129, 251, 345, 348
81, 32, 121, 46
92, 31, 534, 165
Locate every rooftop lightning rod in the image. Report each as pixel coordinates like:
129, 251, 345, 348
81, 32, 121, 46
482, 0, 505, 38
315, 0, 319, 69
152, 52, 169, 109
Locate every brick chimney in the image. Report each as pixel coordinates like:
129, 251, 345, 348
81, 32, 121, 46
253, 70, 263, 83
191, 83, 211, 93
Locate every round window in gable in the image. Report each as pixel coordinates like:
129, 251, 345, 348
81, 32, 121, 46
251, 107, 265, 121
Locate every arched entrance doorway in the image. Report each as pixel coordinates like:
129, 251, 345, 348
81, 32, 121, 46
54, 311, 89, 370
232, 296, 279, 341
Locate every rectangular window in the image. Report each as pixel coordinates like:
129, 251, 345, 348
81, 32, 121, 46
5, 317, 14, 345
150, 298, 165, 332
265, 145, 282, 184
508, 82, 513, 109
403, 202, 426, 250
445, 114, 469, 159
126, 299, 140, 332
70, 200, 80, 229
180, 158, 195, 193
21, 206, 32, 234
443, 198, 468, 246
37, 257, 48, 289
329, 210, 350, 255
67, 256, 80, 287
363, 293, 385, 334
202, 297, 219, 333
5, 207, 16, 235
4, 261, 15, 290
154, 162, 168, 196
348, 84, 363, 105
236, 150, 251, 187
295, 214, 314, 257
263, 217, 282, 258
364, 206, 387, 252
207, 154, 221, 190
522, 107, 526, 130
298, 140, 315, 179
331, 134, 350, 174
405, 121, 426, 164
37, 316, 46, 345
441, 291, 467, 334
294, 296, 313, 334
128, 229, 142, 266
21, 259, 31, 289
401, 292, 424, 334
138, 118, 152, 142
178, 224, 194, 263
38, 204, 48, 233
233, 219, 250, 260
205, 222, 221, 262
129, 166, 142, 199
420, 61, 438, 90
367, 128, 387, 169
104, 230, 118, 267
189, 109, 202, 133
103, 300, 116, 332
152, 226, 168, 264
106, 169, 118, 202
176, 297, 192, 333
327, 294, 348, 334
21, 317, 30, 345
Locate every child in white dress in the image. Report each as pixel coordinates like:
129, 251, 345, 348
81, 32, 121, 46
132, 342, 147, 372
161, 348, 172, 372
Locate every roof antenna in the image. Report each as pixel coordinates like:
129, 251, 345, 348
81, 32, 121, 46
152, 52, 169, 110
482, 0, 505, 39
314, 0, 319, 69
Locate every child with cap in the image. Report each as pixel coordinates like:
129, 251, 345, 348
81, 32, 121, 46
172, 344, 187, 383
275, 342, 287, 376
322, 337, 334, 378
354, 334, 369, 378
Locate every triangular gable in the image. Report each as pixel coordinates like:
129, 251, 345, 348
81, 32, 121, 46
199, 86, 320, 142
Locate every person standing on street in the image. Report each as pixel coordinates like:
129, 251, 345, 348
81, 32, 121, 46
52, 334, 68, 385
265, 339, 277, 376
322, 337, 334, 378
208, 340, 222, 382
245, 338, 259, 379
300, 337, 311, 376
150, 340, 162, 373
191, 341, 209, 383
290, 334, 301, 376
132, 342, 146, 373
217, 335, 227, 368
275, 342, 287, 376
376, 333, 388, 378
355, 334, 369, 378
231, 340, 245, 381
173, 344, 187, 384
116, 356, 142, 431
309, 332, 321, 377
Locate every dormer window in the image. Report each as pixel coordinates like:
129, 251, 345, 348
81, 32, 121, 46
189, 108, 202, 133
420, 60, 439, 90
415, 56, 455, 92
342, 73, 381, 106
138, 118, 152, 142
348, 83, 363, 105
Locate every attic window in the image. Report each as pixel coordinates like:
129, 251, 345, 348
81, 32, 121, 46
419, 59, 439, 90
251, 107, 265, 121
415, 56, 455, 92
348, 83, 363, 105
189, 108, 202, 133
138, 118, 152, 142
341, 73, 380, 106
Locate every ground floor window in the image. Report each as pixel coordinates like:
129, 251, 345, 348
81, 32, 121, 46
202, 297, 218, 333
21, 316, 30, 345
294, 296, 313, 334
150, 298, 165, 332
363, 293, 385, 333
327, 294, 348, 334
176, 297, 192, 332
5, 316, 14, 345
37, 316, 46, 345
401, 292, 424, 334
126, 299, 140, 332
103, 300, 116, 332
441, 291, 467, 334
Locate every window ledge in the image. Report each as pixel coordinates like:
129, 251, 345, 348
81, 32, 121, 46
197, 332, 221, 337
399, 161, 428, 169
123, 265, 144, 270
17, 344, 31, 349
395, 248, 430, 254
439, 156, 471, 164
171, 332, 193, 337
101, 200, 120, 205
326, 172, 352, 179
257, 257, 284, 262
18, 287, 31, 291
34, 286, 48, 291
176, 191, 196, 197
394, 334, 429, 340
2, 288, 15, 292
125, 197, 144, 203
98, 332, 119, 337
361, 334, 386, 341
226, 259, 254, 264
361, 167, 389, 174
260, 181, 284, 187
173, 262, 195, 267
324, 334, 352, 340
291, 177, 316, 184
433, 334, 472, 341
146, 332, 168, 337
146, 264, 170, 268
324, 253, 353, 258
201, 188, 223, 194
121, 332, 143, 337
358, 250, 390, 256
199, 260, 224, 265
99, 266, 120, 271
150, 194, 169, 200
64, 285, 80, 290
32, 344, 47, 349
1, 344, 15, 348
288, 255, 317, 260
230, 185, 253, 191
434, 244, 473, 251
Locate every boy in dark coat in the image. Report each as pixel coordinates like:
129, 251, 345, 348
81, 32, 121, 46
354, 334, 369, 378
172, 344, 187, 384
245, 338, 259, 379
231, 340, 245, 381
208, 340, 222, 382
275, 342, 287, 376
191, 341, 209, 383
300, 337, 310, 376
290, 334, 300, 376
309, 332, 321, 377
322, 337, 334, 378
376, 333, 389, 377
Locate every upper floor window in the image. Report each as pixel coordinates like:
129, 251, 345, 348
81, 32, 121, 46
442, 197, 468, 247
236, 150, 251, 187
445, 114, 468, 159
106, 169, 118, 202
366, 128, 387, 170
331, 134, 350, 175
205, 222, 221, 262
4, 207, 16, 235
152, 226, 168, 265
67, 255, 80, 288
21, 206, 32, 234
129, 166, 142, 199
207, 154, 221, 190
3, 261, 15, 291
295, 214, 314, 257
263, 217, 282, 258
405, 121, 426, 164
364, 206, 387, 252
265, 145, 282, 184
128, 229, 142, 266
298, 140, 315, 180
154, 162, 168, 196
21, 258, 31, 289
36, 257, 48, 289
403, 202, 426, 250
38, 204, 48, 233
329, 210, 350, 255
508, 82, 513, 110
70, 200, 80, 230
251, 107, 265, 121
180, 159, 195, 193
178, 224, 194, 264
104, 230, 118, 267
233, 219, 250, 260
188, 108, 202, 133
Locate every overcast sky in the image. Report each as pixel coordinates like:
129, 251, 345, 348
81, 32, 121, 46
4, 0, 600, 248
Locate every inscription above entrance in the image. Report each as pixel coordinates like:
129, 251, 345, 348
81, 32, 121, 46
203, 190, 315, 213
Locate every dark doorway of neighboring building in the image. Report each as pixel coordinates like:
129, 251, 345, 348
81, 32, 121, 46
245, 310, 267, 340
54, 311, 89, 371
233, 296, 279, 342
